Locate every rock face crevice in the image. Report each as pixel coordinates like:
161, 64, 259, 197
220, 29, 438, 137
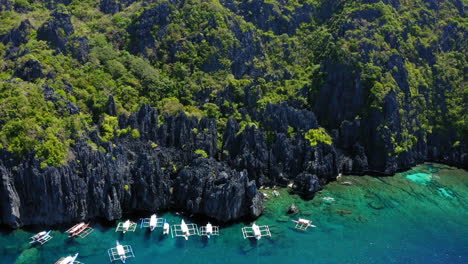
173, 158, 263, 222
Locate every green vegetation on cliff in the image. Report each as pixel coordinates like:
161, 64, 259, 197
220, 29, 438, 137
305, 128, 332, 146
0, 0, 465, 166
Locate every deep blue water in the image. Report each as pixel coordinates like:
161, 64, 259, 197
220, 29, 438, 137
1, 163, 467, 264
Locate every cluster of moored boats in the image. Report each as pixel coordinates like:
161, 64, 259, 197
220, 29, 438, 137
29, 222, 94, 264
28, 213, 315, 263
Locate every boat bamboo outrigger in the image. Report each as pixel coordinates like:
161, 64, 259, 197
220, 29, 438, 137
292, 218, 316, 231
115, 220, 137, 233
170, 220, 199, 240
54, 253, 82, 264
65, 222, 94, 238
140, 214, 165, 231
199, 222, 219, 238
29, 231, 52, 245
108, 241, 135, 263
242, 223, 271, 240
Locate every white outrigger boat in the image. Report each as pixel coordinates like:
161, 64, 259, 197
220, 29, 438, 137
292, 218, 316, 231
181, 220, 189, 240
29, 231, 52, 245
140, 214, 165, 231
55, 253, 82, 264
149, 214, 157, 231
163, 221, 170, 235
122, 220, 131, 233
252, 223, 261, 240
65, 222, 94, 238
242, 223, 271, 240
199, 222, 219, 238
108, 241, 135, 263
170, 219, 199, 240
205, 223, 213, 238
115, 220, 137, 233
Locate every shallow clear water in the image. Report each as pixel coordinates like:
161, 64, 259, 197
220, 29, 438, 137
1, 163, 467, 264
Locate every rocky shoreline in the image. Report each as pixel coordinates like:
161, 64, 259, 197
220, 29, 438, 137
1, 103, 466, 228
0, 0, 465, 229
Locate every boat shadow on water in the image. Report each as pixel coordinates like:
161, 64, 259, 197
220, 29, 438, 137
175, 237, 188, 249
239, 236, 276, 255
200, 236, 209, 248
288, 227, 312, 234
117, 232, 127, 242
143, 229, 152, 240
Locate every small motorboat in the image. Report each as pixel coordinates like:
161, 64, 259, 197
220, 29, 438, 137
30, 231, 47, 242
292, 218, 316, 231
66, 223, 90, 238
30, 231, 52, 245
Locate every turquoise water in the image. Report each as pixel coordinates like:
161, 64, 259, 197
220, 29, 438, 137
405, 172, 433, 185
1, 163, 467, 264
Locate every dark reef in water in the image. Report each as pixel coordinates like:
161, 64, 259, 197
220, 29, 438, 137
0, 102, 466, 228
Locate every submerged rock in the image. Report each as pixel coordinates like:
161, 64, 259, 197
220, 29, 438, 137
368, 201, 385, 210
15, 248, 39, 264
276, 216, 289, 223
287, 204, 299, 214
302, 210, 313, 216
336, 208, 353, 216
